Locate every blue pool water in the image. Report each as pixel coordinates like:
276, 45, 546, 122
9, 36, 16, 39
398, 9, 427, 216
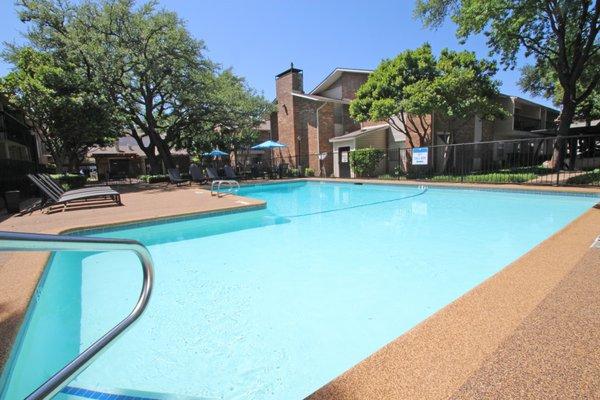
2, 181, 598, 399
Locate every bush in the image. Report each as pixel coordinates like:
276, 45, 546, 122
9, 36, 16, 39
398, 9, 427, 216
139, 174, 169, 183
50, 174, 87, 190
139, 173, 191, 183
393, 165, 406, 177
377, 174, 395, 180
287, 168, 301, 177
349, 148, 385, 177
427, 172, 537, 184
566, 169, 600, 185
305, 168, 315, 177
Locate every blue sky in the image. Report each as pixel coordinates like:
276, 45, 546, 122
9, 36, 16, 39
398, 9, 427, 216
0, 0, 554, 107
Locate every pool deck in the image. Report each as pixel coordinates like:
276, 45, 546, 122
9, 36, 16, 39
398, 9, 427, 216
1, 179, 599, 399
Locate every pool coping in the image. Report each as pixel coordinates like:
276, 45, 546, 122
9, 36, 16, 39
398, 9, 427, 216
1, 180, 599, 398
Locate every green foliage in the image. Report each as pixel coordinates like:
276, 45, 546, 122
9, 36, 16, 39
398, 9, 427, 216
304, 168, 315, 177
1, 47, 121, 172
422, 167, 551, 184
393, 165, 406, 177
12, 0, 271, 173
520, 59, 600, 122
415, 0, 599, 139
350, 44, 506, 147
349, 148, 385, 177
50, 174, 88, 190
287, 168, 301, 177
377, 174, 396, 180
175, 69, 274, 156
139, 173, 191, 183
565, 169, 600, 186
427, 173, 535, 184
139, 174, 170, 183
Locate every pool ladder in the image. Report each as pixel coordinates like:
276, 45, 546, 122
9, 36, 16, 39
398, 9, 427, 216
210, 180, 240, 197
0, 231, 155, 400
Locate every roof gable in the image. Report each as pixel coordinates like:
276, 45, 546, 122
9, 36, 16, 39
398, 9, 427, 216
310, 68, 372, 96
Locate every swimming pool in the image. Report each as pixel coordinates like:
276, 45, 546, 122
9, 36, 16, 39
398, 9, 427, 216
2, 181, 598, 399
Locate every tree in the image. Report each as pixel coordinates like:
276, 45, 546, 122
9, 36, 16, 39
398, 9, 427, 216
415, 0, 600, 169
173, 69, 274, 164
15, 0, 215, 173
0, 47, 120, 171
520, 57, 600, 123
350, 44, 506, 150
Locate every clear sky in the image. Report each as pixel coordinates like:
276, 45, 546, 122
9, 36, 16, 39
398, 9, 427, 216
0, 0, 554, 107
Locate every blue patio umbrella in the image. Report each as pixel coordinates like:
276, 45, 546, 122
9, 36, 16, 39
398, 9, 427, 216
251, 140, 286, 150
251, 140, 287, 170
203, 149, 229, 157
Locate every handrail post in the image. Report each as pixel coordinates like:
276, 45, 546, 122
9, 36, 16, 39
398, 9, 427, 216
0, 231, 154, 400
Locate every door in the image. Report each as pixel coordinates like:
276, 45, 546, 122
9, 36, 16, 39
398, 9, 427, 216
338, 146, 351, 178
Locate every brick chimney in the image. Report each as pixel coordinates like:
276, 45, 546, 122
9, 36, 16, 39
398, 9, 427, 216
275, 64, 303, 163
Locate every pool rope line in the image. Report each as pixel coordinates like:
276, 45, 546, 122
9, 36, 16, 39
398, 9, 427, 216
281, 186, 428, 219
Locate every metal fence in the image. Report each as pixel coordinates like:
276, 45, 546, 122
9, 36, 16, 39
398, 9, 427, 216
236, 134, 600, 187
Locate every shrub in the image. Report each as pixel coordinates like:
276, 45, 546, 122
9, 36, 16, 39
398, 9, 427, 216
287, 168, 301, 177
377, 174, 395, 180
140, 174, 170, 183
393, 165, 406, 177
349, 148, 385, 177
427, 172, 537, 184
566, 168, 600, 185
50, 174, 87, 190
305, 168, 315, 177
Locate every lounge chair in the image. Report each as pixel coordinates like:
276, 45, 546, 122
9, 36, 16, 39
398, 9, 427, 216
38, 173, 115, 195
223, 165, 239, 180
167, 168, 191, 186
206, 167, 220, 181
189, 164, 207, 184
27, 174, 122, 212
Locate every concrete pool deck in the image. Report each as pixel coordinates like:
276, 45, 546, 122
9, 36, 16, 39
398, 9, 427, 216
0, 179, 599, 399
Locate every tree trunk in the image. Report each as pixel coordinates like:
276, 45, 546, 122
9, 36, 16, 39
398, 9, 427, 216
552, 95, 576, 171
128, 125, 165, 174
568, 138, 578, 170
146, 126, 176, 171
147, 155, 162, 174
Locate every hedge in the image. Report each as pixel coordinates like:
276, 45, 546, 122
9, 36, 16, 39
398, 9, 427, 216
50, 174, 88, 190
140, 173, 191, 183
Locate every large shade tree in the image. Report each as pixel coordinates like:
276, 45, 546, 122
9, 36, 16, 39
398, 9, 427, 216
350, 44, 506, 149
15, 0, 215, 172
175, 70, 273, 162
1, 47, 120, 172
415, 0, 600, 169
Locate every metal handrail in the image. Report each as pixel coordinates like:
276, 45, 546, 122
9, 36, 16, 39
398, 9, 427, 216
0, 231, 154, 400
211, 180, 240, 197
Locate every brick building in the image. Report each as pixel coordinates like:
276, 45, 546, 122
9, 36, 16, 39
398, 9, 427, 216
269, 65, 560, 178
